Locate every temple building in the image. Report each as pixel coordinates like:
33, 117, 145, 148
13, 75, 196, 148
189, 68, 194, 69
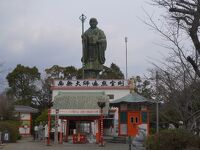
50, 79, 130, 143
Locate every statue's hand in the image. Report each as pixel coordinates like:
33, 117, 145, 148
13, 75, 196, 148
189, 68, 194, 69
97, 39, 106, 43
97, 39, 102, 44
81, 35, 86, 40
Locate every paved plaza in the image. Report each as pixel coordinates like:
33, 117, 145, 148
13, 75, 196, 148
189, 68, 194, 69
0, 137, 129, 150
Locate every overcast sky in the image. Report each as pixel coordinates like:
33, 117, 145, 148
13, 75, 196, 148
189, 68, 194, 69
0, 0, 168, 89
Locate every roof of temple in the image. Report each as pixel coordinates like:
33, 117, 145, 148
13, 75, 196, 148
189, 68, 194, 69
15, 105, 38, 113
110, 92, 152, 106
52, 92, 109, 116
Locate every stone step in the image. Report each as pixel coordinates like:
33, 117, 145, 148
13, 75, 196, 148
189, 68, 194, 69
105, 136, 127, 144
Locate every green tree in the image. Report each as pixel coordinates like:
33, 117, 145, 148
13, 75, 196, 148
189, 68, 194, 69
46, 63, 124, 80
33, 78, 53, 111
77, 68, 83, 79
6, 64, 40, 105
100, 63, 124, 79
63, 66, 78, 79
0, 93, 15, 120
35, 109, 48, 125
45, 65, 78, 79
133, 76, 154, 99
45, 65, 65, 79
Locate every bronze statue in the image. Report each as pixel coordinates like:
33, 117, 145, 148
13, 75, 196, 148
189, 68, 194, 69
81, 18, 107, 78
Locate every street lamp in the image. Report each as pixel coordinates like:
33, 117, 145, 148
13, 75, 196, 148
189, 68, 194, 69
125, 37, 128, 80
97, 99, 106, 147
79, 14, 87, 79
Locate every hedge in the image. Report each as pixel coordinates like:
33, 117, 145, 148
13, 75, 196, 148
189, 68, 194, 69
0, 120, 20, 142
146, 129, 200, 150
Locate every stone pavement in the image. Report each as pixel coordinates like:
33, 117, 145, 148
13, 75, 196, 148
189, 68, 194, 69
0, 137, 129, 150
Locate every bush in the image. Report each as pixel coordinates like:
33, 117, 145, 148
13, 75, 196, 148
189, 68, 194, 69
35, 109, 47, 125
146, 129, 200, 150
0, 120, 20, 142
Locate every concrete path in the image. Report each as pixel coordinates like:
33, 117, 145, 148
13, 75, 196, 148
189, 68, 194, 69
0, 137, 129, 150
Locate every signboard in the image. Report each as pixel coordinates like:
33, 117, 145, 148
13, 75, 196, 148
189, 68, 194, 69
19, 127, 30, 134
120, 124, 127, 135
55, 109, 59, 128
51, 109, 100, 116
53, 79, 129, 88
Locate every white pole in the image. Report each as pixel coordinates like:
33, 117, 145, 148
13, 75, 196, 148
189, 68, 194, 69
125, 37, 128, 80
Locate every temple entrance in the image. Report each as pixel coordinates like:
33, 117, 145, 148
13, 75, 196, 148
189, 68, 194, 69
67, 120, 95, 144
79, 121, 91, 134
60, 116, 100, 144
68, 120, 93, 135
69, 120, 76, 135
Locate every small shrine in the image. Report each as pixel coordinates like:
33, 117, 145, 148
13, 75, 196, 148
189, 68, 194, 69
15, 105, 38, 136
110, 92, 151, 137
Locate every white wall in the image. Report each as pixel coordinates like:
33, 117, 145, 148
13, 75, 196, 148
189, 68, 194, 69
19, 127, 30, 134
20, 113, 30, 120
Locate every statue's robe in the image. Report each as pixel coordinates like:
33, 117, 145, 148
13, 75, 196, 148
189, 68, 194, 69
82, 27, 107, 71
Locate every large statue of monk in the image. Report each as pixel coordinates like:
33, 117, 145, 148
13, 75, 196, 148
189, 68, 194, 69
81, 18, 107, 78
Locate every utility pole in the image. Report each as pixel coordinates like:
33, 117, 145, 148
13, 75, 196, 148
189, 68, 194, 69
125, 37, 128, 80
79, 14, 87, 79
156, 71, 159, 133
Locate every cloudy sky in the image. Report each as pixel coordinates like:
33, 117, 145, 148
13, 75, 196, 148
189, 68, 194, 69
0, 0, 168, 88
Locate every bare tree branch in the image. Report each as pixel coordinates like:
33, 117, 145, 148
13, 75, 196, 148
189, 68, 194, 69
169, 7, 195, 15
187, 56, 200, 76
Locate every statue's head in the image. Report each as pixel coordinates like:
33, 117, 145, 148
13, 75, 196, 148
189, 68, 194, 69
89, 18, 98, 28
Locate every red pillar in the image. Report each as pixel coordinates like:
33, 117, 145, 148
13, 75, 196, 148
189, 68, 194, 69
59, 121, 63, 144
99, 108, 104, 146
98, 118, 101, 144
65, 120, 69, 142
95, 119, 100, 143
